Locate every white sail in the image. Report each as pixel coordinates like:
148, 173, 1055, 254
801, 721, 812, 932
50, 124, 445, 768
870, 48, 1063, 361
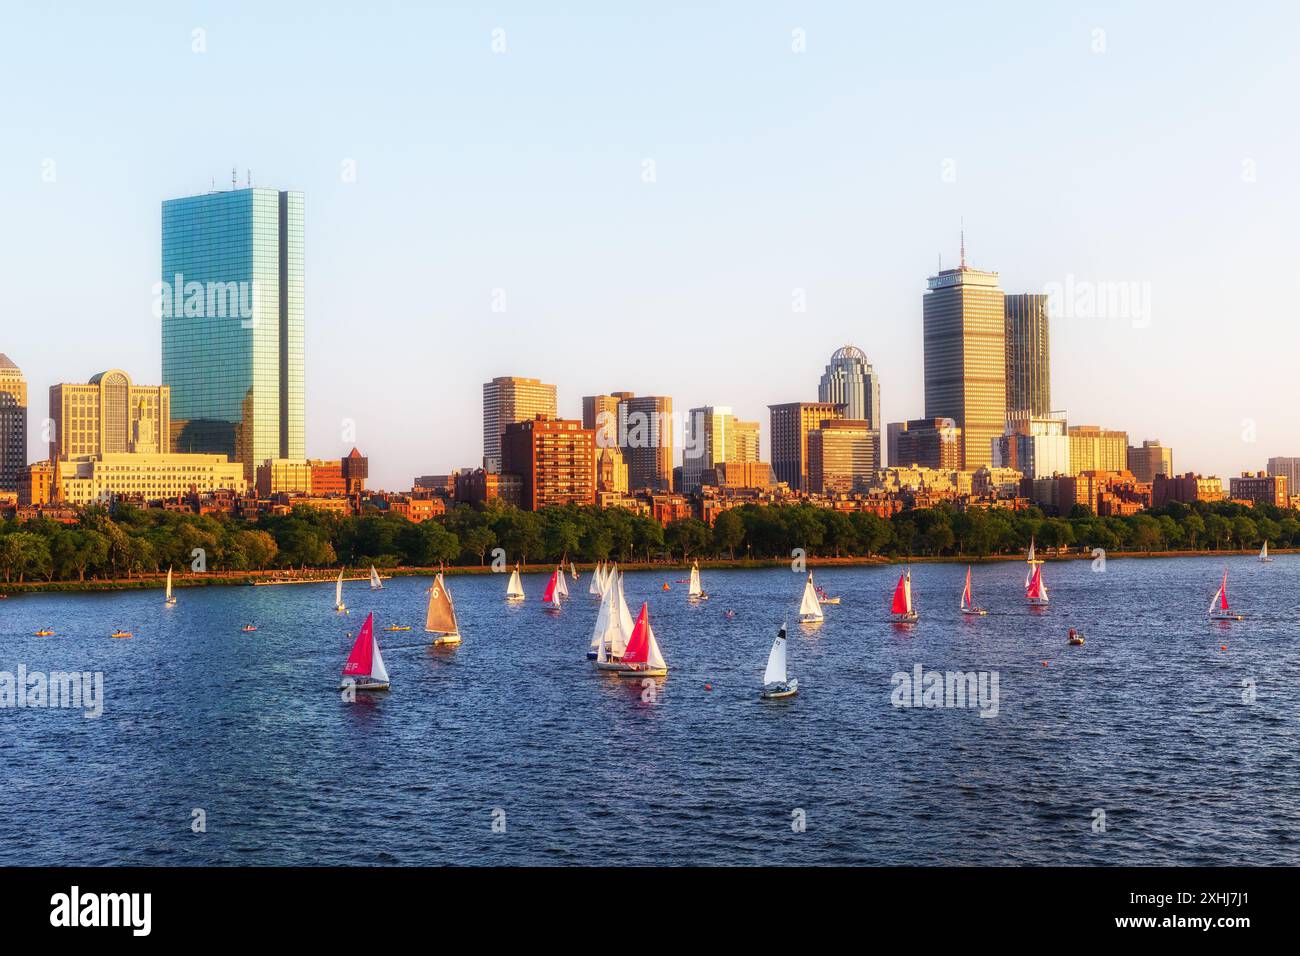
370, 565, 382, 590
570, 561, 578, 580
506, 567, 524, 599
645, 621, 667, 670
602, 563, 615, 595
688, 563, 702, 597
335, 569, 344, 607
369, 637, 389, 684
799, 575, 823, 620
1209, 584, 1224, 616
763, 631, 788, 686
1260, 541, 1269, 560
165, 567, 173, 601
590, 583, 614, 654
1027, 538, 1036, 563
903, 572, 913, 614
555, 570, 569, 598
589, 562, 603, 595
615, 573, 634, 653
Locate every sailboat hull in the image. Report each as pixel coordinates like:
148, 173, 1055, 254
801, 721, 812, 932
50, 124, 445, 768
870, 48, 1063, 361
615, 665, 667, 678
799, 613, 823, 624
961, 607, 987, 616
431, 633, 462, 646
761, 682, 798, 700
1026, 598, 1049, 606
890, 612, 919, 623
1209, 611, 1242, 621
340, 679, 390, 692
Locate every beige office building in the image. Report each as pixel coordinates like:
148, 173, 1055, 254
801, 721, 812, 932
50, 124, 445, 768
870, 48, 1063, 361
59, 452, 247, 505
807, 419, 878, 494
619, 395, 674, 491
1069, 425, 1128, 475
729, 419, 760, 463
49, 370, 170, 461
1127, 440, 1173, 483
482, 376, 557, 472
769, 402, 843, 490
923, 243, 1006, 470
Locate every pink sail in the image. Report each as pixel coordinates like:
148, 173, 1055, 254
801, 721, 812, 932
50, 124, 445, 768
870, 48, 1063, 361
890, 572, 910, 615
1220, 571, 1230, 610
1026, 565, 1045, 600
962, 567, 972, 609
342, 612, 375, 677
543, 570, 558, 603
622, 602, 651, 664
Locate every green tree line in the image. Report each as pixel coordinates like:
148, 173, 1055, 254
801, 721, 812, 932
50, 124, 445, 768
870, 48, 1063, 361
1, 498, 1296, 584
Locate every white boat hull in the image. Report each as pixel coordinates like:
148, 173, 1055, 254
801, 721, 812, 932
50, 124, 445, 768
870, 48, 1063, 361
1026, 598, 1049, 606
761, 679, 798, 700
891, 612, 919, 623
1209, 611, 1242, 621
340, 679, 389, 692
799, 613, 823, 624
961, 607, 987, 616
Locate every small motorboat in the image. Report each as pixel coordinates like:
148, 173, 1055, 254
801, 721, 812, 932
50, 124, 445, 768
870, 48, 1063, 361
241, 625, 258, 632
34, 629, 55, 637
815, 586, 841, 605
110, 631, 133, 639
760, 624, 798, 700
1067, 628, 1085, 646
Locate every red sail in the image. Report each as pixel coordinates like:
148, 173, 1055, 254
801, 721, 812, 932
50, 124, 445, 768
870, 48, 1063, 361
962, 567, 972, 608
1220, 572, 1230, 610
622, 602, 651, 663
342, 612, 375, 677
543, 570, 558, 603
890, 572, 909, 615
1026, 565, 1044, 599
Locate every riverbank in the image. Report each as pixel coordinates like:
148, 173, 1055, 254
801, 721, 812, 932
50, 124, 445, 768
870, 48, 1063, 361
0, 547, 1288, 595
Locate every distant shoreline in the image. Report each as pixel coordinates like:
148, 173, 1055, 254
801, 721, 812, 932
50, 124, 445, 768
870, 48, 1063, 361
0, 547, 1287, 596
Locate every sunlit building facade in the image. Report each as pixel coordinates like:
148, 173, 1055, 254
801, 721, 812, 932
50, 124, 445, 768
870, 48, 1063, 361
0, 354, 27, 493
483, 376, 557, 472
161, 187, 305, 480
1003, 294, 1051, 417
818, 345, 882, 430
59, 452, 248, 505
49, 370, 170, 461
923, 247, 1006, 470
768, 402, 843, 491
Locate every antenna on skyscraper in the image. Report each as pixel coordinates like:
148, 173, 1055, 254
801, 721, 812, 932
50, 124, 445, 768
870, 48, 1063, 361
247, 169, 252, 187
960, 217, 967, 269
231, 167, 237, 190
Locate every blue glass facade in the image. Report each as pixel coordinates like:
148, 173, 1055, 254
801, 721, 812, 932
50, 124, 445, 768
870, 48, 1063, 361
161, 188, 304, 478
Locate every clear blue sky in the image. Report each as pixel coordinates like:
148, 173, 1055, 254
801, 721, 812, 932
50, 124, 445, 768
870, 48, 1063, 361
3, 1, 1297, 488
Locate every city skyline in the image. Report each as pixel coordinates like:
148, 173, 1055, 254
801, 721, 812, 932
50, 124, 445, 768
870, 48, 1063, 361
3, 3, 1299, 488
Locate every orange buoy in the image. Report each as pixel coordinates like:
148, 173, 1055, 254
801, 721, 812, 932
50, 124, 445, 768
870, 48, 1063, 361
1042, 661, 1049, 667
1220, 645, 1227, 651
704, 683, 712, 691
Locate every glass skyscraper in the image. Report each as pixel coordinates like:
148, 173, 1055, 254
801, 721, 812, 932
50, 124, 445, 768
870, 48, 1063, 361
161, 187, 304, 479
1004, 293, 1051, 417
817, 345, 881, 430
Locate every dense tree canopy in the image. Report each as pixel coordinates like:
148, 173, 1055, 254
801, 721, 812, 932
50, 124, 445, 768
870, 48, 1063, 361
0, 497, 1295, 584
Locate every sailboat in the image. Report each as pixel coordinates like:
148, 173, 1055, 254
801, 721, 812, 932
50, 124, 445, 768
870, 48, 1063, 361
164, 567, 177, 606
334, 568, 347, 612
1025, 564, 1049, 606
542, 569, 562, 611
589, 571, 634, 662
611, 600, 670, 676
1259, 541, 1273, 563
815, 585, 841, 605
960, 566, 986, 616
570, 561, 578, 580
1025, 538, 1048, 606
798, 572, 823, 623
687, 560, 708, 600
760, 624, 798, 700
506, 563, 525, 602
890, 568, 919, 623
1209, 570, 1243, 621
369, 565, 384, 590
425, 571, 461, 646
339, 612, 390, 692
589, 562, 604, 596
554, 566, 570, 599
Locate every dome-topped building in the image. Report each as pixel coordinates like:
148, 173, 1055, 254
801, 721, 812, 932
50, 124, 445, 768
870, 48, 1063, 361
818, 345, 881, 431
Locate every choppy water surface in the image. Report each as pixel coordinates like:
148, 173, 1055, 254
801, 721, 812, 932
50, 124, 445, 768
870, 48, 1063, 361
1, 555, 1297, 865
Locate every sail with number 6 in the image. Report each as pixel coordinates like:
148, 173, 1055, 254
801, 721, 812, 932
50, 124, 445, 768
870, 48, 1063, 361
425, 572, 459, 637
